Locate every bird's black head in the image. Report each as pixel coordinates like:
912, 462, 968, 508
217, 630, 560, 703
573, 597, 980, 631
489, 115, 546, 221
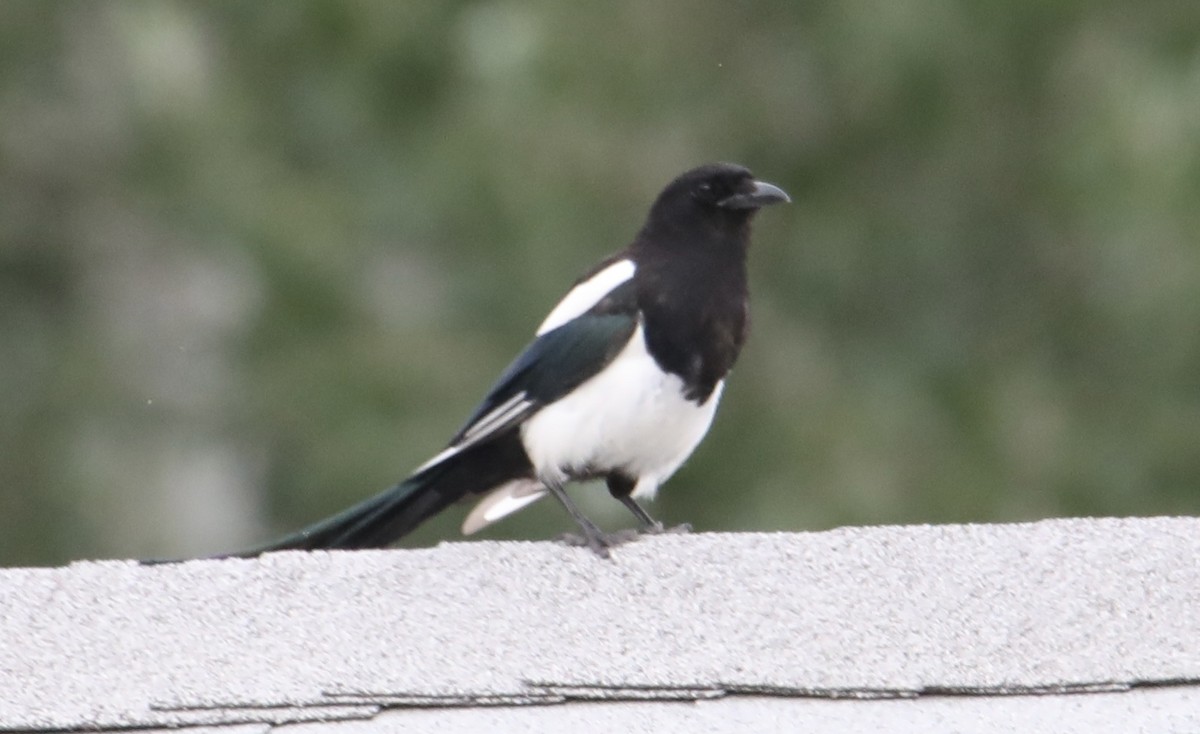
647, 163, 791, 229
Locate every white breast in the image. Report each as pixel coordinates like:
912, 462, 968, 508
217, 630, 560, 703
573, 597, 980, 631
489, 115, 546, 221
520, 323, 724, 499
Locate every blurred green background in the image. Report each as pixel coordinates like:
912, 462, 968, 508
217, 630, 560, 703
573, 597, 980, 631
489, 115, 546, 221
2, 1, 1198, 566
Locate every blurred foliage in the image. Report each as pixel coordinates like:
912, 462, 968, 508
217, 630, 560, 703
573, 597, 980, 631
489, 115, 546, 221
2, 0, 1198, 566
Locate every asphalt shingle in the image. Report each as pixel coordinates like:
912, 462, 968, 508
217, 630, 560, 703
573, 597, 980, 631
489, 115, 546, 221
2, 517, 1199, 731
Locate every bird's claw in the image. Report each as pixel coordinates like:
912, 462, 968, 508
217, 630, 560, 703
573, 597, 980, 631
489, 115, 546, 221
557, 531, 612, 558
557, 526, 651, 558
640, 522, 692, 536
558, 524, 688, 557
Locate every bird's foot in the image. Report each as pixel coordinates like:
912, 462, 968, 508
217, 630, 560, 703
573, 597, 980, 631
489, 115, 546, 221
556, 527, 644, 558
557, 531, 610, 558
558, 523, 687, 555
640, 522, 692, 536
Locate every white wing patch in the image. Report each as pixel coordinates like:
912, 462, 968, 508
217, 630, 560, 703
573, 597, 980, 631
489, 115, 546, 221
462, 479, 546, 534
414, 445, 460, 473
458, 392, 533, 445
536, 258, 636, 336
414, 391, 535, 473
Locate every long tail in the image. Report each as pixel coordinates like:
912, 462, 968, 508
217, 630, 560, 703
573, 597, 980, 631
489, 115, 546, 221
244, 433, 533, 555
234, 471, 451, 555
143, 434, 532, 563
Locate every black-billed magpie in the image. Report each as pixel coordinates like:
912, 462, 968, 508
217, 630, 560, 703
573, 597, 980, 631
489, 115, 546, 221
246, 163, 788, 557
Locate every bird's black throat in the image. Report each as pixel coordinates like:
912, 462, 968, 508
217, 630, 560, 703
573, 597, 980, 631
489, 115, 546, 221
631, 216, 752, 403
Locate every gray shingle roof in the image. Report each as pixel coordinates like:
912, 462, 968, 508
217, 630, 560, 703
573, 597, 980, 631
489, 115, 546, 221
4, 517, 1199, 732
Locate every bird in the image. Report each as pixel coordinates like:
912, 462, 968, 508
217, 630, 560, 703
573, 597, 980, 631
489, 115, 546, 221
241, 163, 788, 558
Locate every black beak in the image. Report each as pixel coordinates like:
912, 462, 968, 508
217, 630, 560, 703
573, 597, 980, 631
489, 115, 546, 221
718, 180, 791, 210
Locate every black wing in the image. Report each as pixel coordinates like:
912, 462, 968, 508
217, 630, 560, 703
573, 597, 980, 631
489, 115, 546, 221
451, 311, 638, 445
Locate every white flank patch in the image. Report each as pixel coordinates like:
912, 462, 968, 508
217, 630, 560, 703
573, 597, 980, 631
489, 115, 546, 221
462, 479, 546, 535
521, 324, 724, 500
536, 259, 636, 335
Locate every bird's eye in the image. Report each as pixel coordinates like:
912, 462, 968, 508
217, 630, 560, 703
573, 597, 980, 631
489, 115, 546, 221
691, 181, 725, 204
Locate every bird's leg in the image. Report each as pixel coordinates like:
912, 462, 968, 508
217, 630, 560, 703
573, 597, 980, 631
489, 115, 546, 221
608, 474, 691, 536
545, 480, 611, 558
605, 473, 661, 531
616, 495, 663, 533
